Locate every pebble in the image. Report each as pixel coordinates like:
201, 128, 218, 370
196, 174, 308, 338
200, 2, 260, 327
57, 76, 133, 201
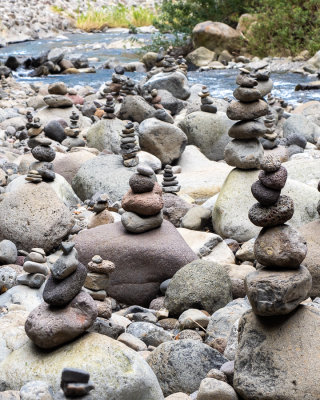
251, 180, 281, 206
137, 164, 154, 177
17, 273, 46, 289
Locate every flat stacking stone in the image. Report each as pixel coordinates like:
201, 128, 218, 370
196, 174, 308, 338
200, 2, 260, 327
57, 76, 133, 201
260, 155, 281, 172
136, 165, 154, 178
129, 173, 155, 194
87, 259, 115, 274
201, 104, 217, 113
228, 120, 267, 139
236, 74, 258, 88
249, 196, 294, 227
227, 100, 269, 121
245, 266, 312, 316
122, 182, 164, 216
23, 261, 49, 275
251, 180, 281, 206
258, 166, 287, 190
85, 272, 109, 291
233, 87, 261, 102
224, 138, 263, 170
25, 291, 97, 349
254, 225, 307, 269
51, 249, 78, 280
43, 262, 87, 306
27, 251, 46, 263
17, 273, 46, 289
121, 211, 163, 233
61, 368, 89, 384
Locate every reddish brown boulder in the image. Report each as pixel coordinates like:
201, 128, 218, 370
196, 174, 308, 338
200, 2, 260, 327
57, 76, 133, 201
122, 182, 164, 216
74, 220, 198, 306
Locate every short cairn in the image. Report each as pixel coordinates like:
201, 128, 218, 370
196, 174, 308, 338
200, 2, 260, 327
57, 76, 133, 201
245, 155, 311, 316
59, 368, 94, 399
199, 85, 217, 113
225, 68, 268, 169
102, 94, 116, 119
17, 248, 49, 289
121, 164, 164, 233
162, 165, 180, 194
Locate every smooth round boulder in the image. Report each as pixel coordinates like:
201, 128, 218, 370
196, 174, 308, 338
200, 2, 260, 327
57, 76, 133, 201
254, 225, 307, 269
224, 138, 264, 169
148, 339, 228, 396
121, 211, 163, 233
248, 196, 294, 227
245, 266, 312, 316
0, 333, 164, 400
74, 220, 197, 306
43, 263, 87, 306
44, 120, 67, 143
25, 291, 97, 349
164, 260, 232, 315
226, 100, 268, 121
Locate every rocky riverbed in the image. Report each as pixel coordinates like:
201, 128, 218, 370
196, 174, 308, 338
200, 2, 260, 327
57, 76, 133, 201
0, 25, 320, 400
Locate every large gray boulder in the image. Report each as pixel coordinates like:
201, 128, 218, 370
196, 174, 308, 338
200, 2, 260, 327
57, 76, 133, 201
148, 339, 227, 396
0, 183, 74, 252
179, 111, 233, 161
119, 95, 155, 123
157, 89, 185, 115
72, 154, 135, 202
0, 333, 164, 400
234, 305, 320, 400
144, 71, 190, 100
139, 118, 187, 166
213, 169, 320, 242
86, 118, 125, 152
283, 114, 320, 144
164, 259, 232, 315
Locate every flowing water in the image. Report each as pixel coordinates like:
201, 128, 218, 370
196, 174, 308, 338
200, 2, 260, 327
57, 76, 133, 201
0, 31, 319, 105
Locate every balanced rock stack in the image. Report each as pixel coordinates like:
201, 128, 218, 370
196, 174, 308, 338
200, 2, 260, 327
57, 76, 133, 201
26, 113, 43, 138
26, 135, 56, 182
25, 242, 97, 349
162, 55, 177, 73
121, 164, 164, 233
251, 66, 273, 97
261, 112, 278, 150
199, 85, 217, 113
151, 88, 163, 110
224, 68, 268, 169
162, 164, 180, 194
121, 78, 137, 96
245, 155, 311, 316
83, 255, 115, 319
103, 95, 116, 119
63, 111, 85, 149
120, 121, 140, 167
177, 55, 188, 75
87, 193, 114, 229
17, 248, 49, 289
59, 368, 94, 399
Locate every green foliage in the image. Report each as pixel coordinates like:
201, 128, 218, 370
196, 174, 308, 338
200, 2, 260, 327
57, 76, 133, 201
154, 0, 257, 33
246, 0, 320, 56
76, 4, 156, 31
141, 32, 189, 53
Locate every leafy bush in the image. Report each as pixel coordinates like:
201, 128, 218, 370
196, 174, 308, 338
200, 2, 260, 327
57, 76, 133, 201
246, 0, 320, 56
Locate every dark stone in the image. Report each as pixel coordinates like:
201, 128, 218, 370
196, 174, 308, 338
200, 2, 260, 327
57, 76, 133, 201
258, 166, 287, 190
228, 120, 267, 140
251, 180, 281, 206
235, 74, 258, 88
288, 144, 304, 157
61, 368, 89, 384
129, 173, 155, 194
88, 317, 125, 339
260, 138, 279, 150
249, 195, 294, 227
43, 262, 87, 306
44, 120, 67, 143
74, 221, 197, 306
286, 133, 307, 149
5, 56, 20, 71
31, 146, 56, 162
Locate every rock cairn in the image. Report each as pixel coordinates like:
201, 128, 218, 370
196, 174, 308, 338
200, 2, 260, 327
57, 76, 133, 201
162, 55, 177, 73
26, 135, 56, 182
177, 55, 188, 75
245, 155, 311, 316
225, 68, 268, 169
60, 368, 94, 398
103, 94, 116, 119
151, 88, 163, 110
121, 164, 164, 233
25, 242, 97, 349
120, 121, 140, 167
121, 77, 137, 96
260, 112, 279, 150
17, 248, 49, 289
162, 165, 180, 194
199, 85, 217, 113
63, 111, 85, 149
84, 255, 115, 319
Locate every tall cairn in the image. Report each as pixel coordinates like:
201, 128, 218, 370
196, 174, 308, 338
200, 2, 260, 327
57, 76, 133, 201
245, 155, 311, 316
120, 121, 140, 167
224, 68, 269, 169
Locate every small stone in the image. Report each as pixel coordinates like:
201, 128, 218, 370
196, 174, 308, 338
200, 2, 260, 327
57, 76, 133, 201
129, 173, 155, 194
92, 255, 103, 264
61, 368, 89, 384
62, 381, 94, 397
87, 259, 115, 274
258, 166, 287, 190
251, 180, 281, 206
178, 309, 209, 329
31, 146, 56, 162
233, 87, 261, 102
84, 272, 109, 291
236, 73, 258, 88
23, 261, 49, 275
83, 287, 107, 301
197, 378, 238, 400
118, 332, 148, 351
224, 138, 263, 170
27, 251, 46, 263
61, 242, 75, 255
0, 266, 16, 293
248, 196, 294, 227
260, 155, 281, 172
137, 164, 154, 176
17, 273, 46, 289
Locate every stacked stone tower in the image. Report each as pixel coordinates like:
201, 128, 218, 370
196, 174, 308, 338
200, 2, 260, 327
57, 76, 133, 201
120, 121, 140, 167
17, 248, 49, 289
162, 165, 180, 194
121, 165, 164, 233
199, 85, 217, 114
224, 68, 268, 169
245, 155, 311, 316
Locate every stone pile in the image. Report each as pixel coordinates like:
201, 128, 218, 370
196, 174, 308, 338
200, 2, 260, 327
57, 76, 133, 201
25, 241, 97, 348
17, 248, 49, 289
26, 135, 56, 182
63, 111, 85, 149
162, 164, 180, 194
224, 68, 268, 169
84, 255, 115, 319
246, 155, 311, 316
121, 164, 164, 233
177, 55, 188, 75
199, 85, 217, 113
60, 368, 94, 398
87, 193, 114, 229
151, 88, 163, 109
121, 77, 137, 96
26, 113, 43, 138
120, 121, 140, 167
260, 112, 279, 150
103, 67, 126, 97
102, 95, 116, 119
162, 55, 178, 73
25, 169, 43, 183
